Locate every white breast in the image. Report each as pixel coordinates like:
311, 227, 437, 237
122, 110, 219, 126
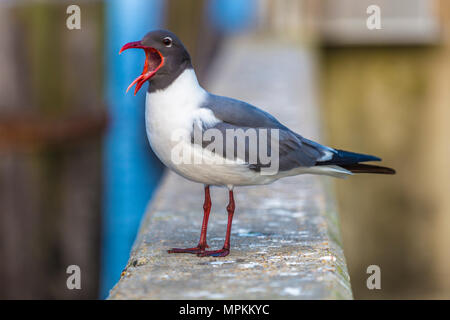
145, 68, 204, 162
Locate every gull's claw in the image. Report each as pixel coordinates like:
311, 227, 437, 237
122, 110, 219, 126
197, 248, 230, 257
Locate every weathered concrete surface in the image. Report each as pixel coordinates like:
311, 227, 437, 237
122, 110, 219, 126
108, 35, 353, 300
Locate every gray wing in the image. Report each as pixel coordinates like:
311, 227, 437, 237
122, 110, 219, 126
204, 94, 287, 130
192, 94, 333, 172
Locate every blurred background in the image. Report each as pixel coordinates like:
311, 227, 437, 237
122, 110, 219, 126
0, 0, 449, 299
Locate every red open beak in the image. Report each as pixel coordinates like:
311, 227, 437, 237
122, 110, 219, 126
119, 41, 164, 95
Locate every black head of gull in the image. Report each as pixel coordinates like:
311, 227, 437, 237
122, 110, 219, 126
120, 29, 192, 95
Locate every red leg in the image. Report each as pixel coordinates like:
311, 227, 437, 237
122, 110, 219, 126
168, 185, 212, 254
198, 189, 235, 257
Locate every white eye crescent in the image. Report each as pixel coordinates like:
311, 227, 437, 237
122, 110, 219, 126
163, 37, 172, 47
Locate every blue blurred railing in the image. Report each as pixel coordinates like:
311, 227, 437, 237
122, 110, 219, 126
102, 0, 165, 298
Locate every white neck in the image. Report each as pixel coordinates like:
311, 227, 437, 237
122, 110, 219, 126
147, 69, 206, 108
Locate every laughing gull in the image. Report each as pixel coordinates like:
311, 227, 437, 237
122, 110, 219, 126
120, 30, 395, 257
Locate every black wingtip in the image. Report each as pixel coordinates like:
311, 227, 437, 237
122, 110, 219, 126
335, 149, 381, 163
318, 149, 382, 166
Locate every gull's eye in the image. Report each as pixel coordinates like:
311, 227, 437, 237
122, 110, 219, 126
163, 37, 172, 47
